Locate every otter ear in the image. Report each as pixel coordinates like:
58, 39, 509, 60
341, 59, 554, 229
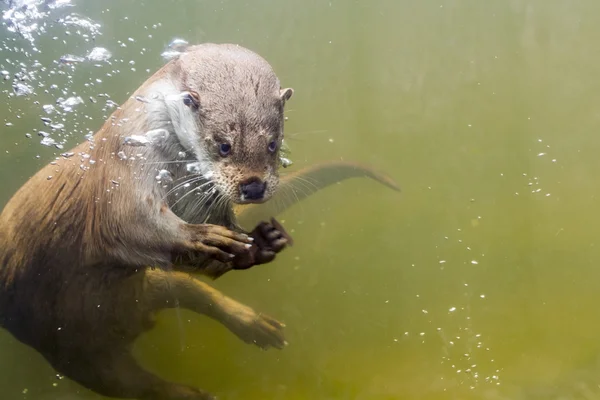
280, 88, 294, 103
183, 90, 200, 110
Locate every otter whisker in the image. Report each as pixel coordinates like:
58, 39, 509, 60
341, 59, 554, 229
197, 190, 222, 224
286, 129, 328, 138
190, 189, 216, 221
163, 176, 206, 200
283, 184, 306, 214
177, 177, 216, 215
288, 178, 319, 197
293, 176, 324, 196
165, 175, 214, 199
290, 175, 320, 191
168, 173, 206, 186
209, 192, 229, 222
169, 181, 215, 210
170, 187, 202, 209
142, 160, 197, 166
272, 192, 289, 219
216, 193, 232, 221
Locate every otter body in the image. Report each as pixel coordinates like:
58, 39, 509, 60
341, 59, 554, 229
0, 43, 400, 399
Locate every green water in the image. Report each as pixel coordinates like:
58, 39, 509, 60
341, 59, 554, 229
2, 0, 600, 398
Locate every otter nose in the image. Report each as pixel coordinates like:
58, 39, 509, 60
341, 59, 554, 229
240, 178, 266, 200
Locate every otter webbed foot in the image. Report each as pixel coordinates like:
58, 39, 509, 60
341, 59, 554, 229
220, 298, 287, 350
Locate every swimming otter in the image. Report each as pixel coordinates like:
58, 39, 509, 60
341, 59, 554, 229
0, 43, 400, 399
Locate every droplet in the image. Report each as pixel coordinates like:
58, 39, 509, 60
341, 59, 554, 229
161, 50, 182, 61
146, 128, 169, 142
168, 38, 189, 51
42, 104, 56, 114
280, 157, 293, 168
155, 169, 173, 183
13, 82, 33, 96
160, 38, 189, 61
40, 136, 57, 147
86, 47, 112, 62
57, 96, 84, 112
123, 135, 150, 146
59, 54, 86, 64
186, 162, 203, 174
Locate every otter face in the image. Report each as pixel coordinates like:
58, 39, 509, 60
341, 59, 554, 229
151, 44, 296, 205
181, 86, 294, 205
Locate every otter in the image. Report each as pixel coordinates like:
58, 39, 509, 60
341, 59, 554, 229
0, 43, 400, 400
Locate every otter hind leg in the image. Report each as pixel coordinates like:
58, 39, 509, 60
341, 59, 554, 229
55, 348, 215, 400
144, 268, 286, 350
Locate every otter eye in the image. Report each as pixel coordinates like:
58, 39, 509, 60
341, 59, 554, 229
183, 91, 200, 109
219, 143, 231, 157
268, 140, 277, 153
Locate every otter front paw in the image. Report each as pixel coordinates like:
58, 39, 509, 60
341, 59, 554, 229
178, 223, 254, 263
232, 218, 292, 270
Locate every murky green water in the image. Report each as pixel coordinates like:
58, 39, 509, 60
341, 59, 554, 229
3, 0, 600, 399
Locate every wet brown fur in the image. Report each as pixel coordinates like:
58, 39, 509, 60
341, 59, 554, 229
0, 43, 400, 399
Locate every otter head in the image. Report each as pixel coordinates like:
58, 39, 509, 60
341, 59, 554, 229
157, 44, 294, 205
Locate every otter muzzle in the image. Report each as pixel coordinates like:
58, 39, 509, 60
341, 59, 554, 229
240, 178, 267, 201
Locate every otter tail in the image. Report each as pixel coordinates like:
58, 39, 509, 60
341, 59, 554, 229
234, 161, 400, 227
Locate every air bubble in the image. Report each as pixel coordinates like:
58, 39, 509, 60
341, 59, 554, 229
123, 135, 150, 147
40, 136, 56, 147
57, 96, 84, 112
13, 82, 33, 96
155, 169, 173, 183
